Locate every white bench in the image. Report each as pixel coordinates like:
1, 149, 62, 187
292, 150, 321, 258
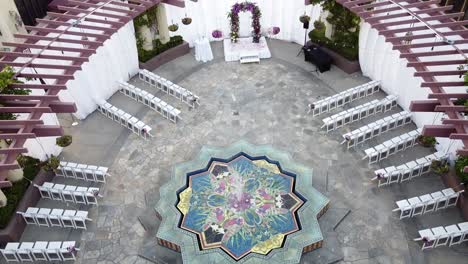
119, 81, 181, 123
311, 80, 381, 116
97, 102, 153, 140
138, 69, 200, 107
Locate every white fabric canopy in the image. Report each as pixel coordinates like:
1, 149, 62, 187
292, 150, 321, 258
164, 0, 322, 46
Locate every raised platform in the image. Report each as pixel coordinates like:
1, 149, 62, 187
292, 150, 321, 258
224, 37, 271, 62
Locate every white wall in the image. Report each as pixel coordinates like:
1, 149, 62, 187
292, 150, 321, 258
359, 21, 465, 160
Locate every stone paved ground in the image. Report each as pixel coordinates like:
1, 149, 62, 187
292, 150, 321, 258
8, 40, 468, 264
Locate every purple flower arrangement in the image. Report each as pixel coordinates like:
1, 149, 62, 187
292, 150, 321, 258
228, 1, 262, 43
268, 26, 280, 36
212, 29, 223, 39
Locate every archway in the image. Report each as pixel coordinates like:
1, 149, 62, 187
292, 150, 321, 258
228, 2, 261, 43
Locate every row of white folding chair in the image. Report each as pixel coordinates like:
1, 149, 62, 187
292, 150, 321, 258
322, 96, 397, 132
393, 188, 464, 219
362, 127, 421, 164
414, 222, 468, 250
36, 182, 100, 206
98, 102, 153, 140
138, 69, 200, 107
372, 152, 447, 187
1, 241, 78, 262
119, 81, 181, 123
312, 80, 381, 117
17, 207, 91, 230
56, 161, 108, 183
341, 111, 413, 149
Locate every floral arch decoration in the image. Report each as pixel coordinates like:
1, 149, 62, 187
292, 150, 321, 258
228, 2, 262, 43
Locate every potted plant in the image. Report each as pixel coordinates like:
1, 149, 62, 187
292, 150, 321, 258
168, 23, 179, 32
42, 155, 60, 172
431, 160, 449, 175
182, 16, 192, 25
417, 135, 437, 148
455, 156, 468, 184
299, 14, 311, 24
56, 135, 72, 147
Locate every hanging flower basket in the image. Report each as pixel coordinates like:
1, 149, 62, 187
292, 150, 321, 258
56, 135, 72, 147
212, 29, 223, 39
269, 26, 280, 35
182, 17, 192, 25
299, 15, 311, 23
168, 24, 179, 32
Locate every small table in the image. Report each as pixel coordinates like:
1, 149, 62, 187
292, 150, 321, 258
194, 37, 213, 63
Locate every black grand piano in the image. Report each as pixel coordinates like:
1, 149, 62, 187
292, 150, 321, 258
303, 44, 333, 73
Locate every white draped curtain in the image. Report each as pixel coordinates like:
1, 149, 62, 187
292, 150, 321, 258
164, 0, 322, 46
359, 18, 467, 157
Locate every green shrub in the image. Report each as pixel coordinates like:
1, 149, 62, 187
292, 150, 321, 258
308, 29, 359, 61
417, 135, 437, 148
455, 156, 468, 183
139, 36, 184, 63
431, 160, 449, 175
42, 156, 60, 172
0, 156, 41, 228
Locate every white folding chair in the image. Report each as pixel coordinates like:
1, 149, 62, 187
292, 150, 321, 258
121, 113, 131, 127
64, 162, 77, 178
31, 242, 48, 261
61, 185, 75, 204
417, 158, 431, 175
376, 145, 389, 160
36, 208, 51, 227
442, 188, 460, 207
86, 188, 100, 205
56, 161, 67, 177
395, 200, 412, 219
387, 166, 400, 184
50, 184, 65, 201
364, 148, 379, 164
49, 209, 64, 227
419, 194, 435, 214
38, 182, 54, 199
19, 207, 39, 225
73, 187, 88, 205
60, 241, 78, 261
17, 242, 34, 262
383, 140, 396, 156
398, 164, 411, 183
418, 229, 436, 250
95, 167, 108, 183
432, 191, 447, 211
408, 197, 424, 217
46, 242, 62, 261
458, 222, 468, 242
1, 243, 20, 262
86, 165, 98, 181
407, 161, 421, 179
74, 211, 90, 230
61, 210, 76, 228
74, 164, 87, 181
375, 169, 389, 187
445, 225, 463, 246
128, 117, 139, 134
432, 227, 449, 247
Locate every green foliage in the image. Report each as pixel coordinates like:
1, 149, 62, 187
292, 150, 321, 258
313, 20, 325, 30
455, 156, 468, 183
138, 36, 184, 63
308, 0, 360, 61
431, 160, 449, 175
308, 28, 359, 61
0, 156, 41, 228
417, 135, 437, 148
42, 155, 60, 172
0, 65, 32, 121
134, 5, 159, 59
56, 135, 72, 147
